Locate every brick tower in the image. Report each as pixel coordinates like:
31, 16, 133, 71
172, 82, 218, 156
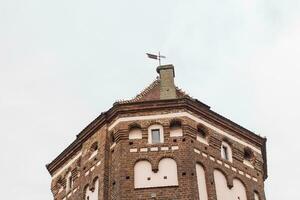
47, 65, 268, 200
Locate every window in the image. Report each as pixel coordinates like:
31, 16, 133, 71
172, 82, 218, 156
151, 129, 160, 144
222, 146, 229, 160
221, 141, 232, 162
148, 124, 164, 144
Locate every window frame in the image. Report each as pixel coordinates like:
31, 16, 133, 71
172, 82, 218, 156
148, 124, 164, 144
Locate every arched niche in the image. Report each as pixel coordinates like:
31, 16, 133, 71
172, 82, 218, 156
169, 119, 183, 137
221, 141, 233, 162
129, 124, 142, 140
214, 170, 247, 200
84, 178, 99, 200
196, 163, 208, 200
134, 158, 178, 188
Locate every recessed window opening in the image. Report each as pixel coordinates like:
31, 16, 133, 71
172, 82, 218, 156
222, 146, 229, 160
151, 129, 160, 144
198, 128, 206, 138
221, 141, 232, 162
244, 147, 254, 160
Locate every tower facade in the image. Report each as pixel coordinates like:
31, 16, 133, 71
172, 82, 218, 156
47, 65, 267, 200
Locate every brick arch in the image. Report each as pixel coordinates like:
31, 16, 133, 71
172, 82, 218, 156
169, 118, 182, 127
145, 120, 165, 127
128, 122, 142, 130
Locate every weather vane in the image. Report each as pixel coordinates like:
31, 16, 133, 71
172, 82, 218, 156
146, 52, 166, 66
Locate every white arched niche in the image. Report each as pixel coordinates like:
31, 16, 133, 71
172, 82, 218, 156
214, 170, 247, 200
129, 126, 142, 140
148, 124, 164, 144
169, 119, 183, 137
196, 163, 208, 200
221, 141, 233, 162
84, 178, 99, 200
134, 158, 178, 188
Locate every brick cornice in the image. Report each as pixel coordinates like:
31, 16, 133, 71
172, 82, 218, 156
46, 97, 267, 179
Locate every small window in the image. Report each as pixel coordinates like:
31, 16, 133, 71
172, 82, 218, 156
148, 124, 164, 144
151, 129, 160, 144
221, 141, 232, 162
222, 146, 229, 160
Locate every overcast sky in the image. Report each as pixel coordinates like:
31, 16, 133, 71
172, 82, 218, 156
1, 0, 299, 199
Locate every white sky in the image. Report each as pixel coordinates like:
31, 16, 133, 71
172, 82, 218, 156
1, 0, 299, 199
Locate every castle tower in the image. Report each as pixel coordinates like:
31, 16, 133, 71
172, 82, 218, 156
47, 65, 268, 200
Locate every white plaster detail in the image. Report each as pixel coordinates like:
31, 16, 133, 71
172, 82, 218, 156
221, 141, 233, 162
66, 171, 73, 193
52, 152, 82, 179
85, 178, 99, 200
89, 150, 98, 160
214, 170, 247, 200
232, 167, 237, 172
140, 148, 148, 152
134, 158, 178, 188
171, 146, 179, 150
196, 135, 209, 145
161, 147, 169, 151
129, 128, 143, 140
194, 149, 200, 154
239, 170, 244, 175
243, 160, 254, 168
254, 192, 260, 200
202, 153, 208, 158
91, 166, 95, 171
196, 164, 208, 200
252, 177, 258, 182
96, 161, 101, 166
63, 197, 66, 200
246, 174, 251, 179
150, 147, 159, 152
217, 160, 223, 165
130, 148, 138, 153
209, 156, 215, 161
148, 124, 164, 144
224, 164, 230, 169
170, 127, 183, 137
85, 171, 90, 176
108, 112, 261, 154
110, 142, 116, 149
67, 193, 71, 198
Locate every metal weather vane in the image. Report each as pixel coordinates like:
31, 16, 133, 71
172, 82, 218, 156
146, 52, 166, 66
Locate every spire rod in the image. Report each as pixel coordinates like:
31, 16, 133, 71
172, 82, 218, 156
146, 52, 166, 66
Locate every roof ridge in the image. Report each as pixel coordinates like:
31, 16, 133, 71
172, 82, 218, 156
117, 77, 160, 104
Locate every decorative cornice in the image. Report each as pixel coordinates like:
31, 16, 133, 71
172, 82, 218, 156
46, 97, 268, 180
